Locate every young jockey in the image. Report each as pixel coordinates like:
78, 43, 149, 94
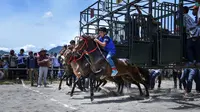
94, 27, 118, 76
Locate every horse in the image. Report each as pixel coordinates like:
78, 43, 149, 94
74, 35, 150, 97
62, 47, 107, 101
58, 48, 85, 91
62, 46, 127, 101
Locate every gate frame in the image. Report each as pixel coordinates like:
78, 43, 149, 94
79, 0, 196, 68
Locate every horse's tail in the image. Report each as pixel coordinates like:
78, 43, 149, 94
138, 67, 150, 86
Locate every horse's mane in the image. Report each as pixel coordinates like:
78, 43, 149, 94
81, 34, 96, 40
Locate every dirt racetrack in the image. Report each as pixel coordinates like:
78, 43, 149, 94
0, 80, 200, 112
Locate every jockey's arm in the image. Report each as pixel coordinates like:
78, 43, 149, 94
94, 39, 106, 47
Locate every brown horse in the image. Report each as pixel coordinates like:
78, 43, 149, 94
58, 48, 74, 90
62, 47, 127, 101
61, 47, 105, 101
74, 35, 150, 97
58, 47, 86, 91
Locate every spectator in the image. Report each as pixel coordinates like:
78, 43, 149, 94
2, 59, 9, 79
0, 59, 4, 80
37, 48, 50, 87
0, 59, 3, 68
17, 49, 26, 67
17, 49, 27, 78
27, 51, 38, 86
52, 53, 60, 78
34, 53, 39, 69
119, 35, 128, 44
149, 69, 162, 89
8, 50, 17, 79
0, 70, 4, 80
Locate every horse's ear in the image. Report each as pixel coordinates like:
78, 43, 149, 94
81, 34, 87, 39
68, 46, 73, 50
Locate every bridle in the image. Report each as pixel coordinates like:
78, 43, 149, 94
68, 36, 98, 64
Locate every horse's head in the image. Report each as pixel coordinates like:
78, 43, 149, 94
62, 48, 74, 65
59, 47, 66, 56
74, 35, 97, 54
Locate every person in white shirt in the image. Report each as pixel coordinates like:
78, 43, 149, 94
52, 53, 60, 78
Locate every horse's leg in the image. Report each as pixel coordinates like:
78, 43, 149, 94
58, 74, 66, 90
65, 74, 72, 87
78, 78, 83, 91
85, 78, 89, 89
136, 83, 143, 96
101, 80, 107, 87
70, 78, 79, 97
158, 75, 162, 88
69, 74, 73, 86
94, 80, 102, 92
66, 74, 71, 86
120, 81, 124, 94
126, 75, 144, 96
117, 82, 122, 94
97, 80, 107, 92
142, 82, 149, 97
89, 76, 94, 102
82, 77, 86, 92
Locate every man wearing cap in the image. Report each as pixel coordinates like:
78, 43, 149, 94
37, 48, 49, 87
94, 27, 118, 77
182, 6, 200, 65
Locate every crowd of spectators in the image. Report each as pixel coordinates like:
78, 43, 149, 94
0, 48, 63, 82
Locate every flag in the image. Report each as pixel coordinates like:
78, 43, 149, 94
90, 8, 94, 18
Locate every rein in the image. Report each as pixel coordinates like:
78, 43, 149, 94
71, 37, 98, 63
66, 36, 106, 65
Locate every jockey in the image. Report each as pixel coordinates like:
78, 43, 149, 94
94, 27, 118, 76
70, 40, 75, 48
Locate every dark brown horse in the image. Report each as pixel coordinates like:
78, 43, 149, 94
74, 35, 150, 97
62, 47, 127, 101
61, 47, 105, 101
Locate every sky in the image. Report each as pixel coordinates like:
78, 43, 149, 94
0, 0, 95, 53
0, 0, 192, 53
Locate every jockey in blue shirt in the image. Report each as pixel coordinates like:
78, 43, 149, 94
94, 27, 118, 76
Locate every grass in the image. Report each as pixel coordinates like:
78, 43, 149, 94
0, 78, 61, 85
0, 80, 15, 85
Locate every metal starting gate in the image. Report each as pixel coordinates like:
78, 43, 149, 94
80, 0, 196, 68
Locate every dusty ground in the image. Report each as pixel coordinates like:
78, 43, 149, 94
0, 80, 200, 112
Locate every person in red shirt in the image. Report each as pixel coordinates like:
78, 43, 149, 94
37, 48, 50, 87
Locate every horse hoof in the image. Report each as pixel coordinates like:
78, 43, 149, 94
58, 88, 61, 90
91, 97, 94, 102
145, 94, 150, 97
70, 96, 74, 99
